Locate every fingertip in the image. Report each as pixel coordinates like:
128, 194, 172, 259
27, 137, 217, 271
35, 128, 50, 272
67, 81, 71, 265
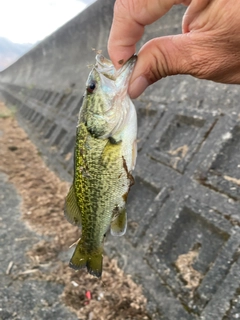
108, 42, 136, 70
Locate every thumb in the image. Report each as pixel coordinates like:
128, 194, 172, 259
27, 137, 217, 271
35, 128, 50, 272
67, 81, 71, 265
128, 34, 197, 99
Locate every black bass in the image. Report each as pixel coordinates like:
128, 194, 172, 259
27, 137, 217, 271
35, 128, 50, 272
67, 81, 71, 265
64, 54, 137, 277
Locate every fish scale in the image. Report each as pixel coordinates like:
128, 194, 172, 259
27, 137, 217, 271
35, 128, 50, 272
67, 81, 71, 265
64, 54, 137, 277
75, 128, 126, 244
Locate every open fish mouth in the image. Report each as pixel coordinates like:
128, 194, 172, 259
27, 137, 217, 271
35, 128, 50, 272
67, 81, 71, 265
95, 54, 137, 84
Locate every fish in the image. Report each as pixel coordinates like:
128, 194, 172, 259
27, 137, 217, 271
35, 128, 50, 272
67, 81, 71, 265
64, 53, 137, 278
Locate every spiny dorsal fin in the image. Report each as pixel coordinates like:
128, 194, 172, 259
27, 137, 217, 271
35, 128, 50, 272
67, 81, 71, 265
111, 208, 127, 237
64, 184, 82, 227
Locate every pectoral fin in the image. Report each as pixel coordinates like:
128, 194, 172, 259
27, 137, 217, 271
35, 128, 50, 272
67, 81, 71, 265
111, 208, 127, 236
64, 184, 82, 227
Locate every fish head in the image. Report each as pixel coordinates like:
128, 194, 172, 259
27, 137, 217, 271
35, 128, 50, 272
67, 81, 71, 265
85, 54, 137, 113
81, 54, 137, 139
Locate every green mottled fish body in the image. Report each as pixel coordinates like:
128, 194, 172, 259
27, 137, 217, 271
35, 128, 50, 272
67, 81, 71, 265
64, 54, 137, 277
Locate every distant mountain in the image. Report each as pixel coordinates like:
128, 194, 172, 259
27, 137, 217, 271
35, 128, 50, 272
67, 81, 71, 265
0, 37, 34, 72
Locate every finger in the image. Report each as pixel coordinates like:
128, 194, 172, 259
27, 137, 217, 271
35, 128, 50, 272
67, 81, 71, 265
108, 0, 189, 68
128, 31, 230, 98
128, 34, 191, 98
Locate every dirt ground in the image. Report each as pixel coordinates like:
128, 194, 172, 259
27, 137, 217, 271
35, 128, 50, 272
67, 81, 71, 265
0, 101, 150, 320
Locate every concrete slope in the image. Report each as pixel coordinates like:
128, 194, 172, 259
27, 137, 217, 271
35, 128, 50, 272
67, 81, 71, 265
1, 1, 240, 319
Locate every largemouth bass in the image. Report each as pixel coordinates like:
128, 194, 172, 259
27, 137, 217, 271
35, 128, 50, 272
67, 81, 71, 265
64, 54, 137, 278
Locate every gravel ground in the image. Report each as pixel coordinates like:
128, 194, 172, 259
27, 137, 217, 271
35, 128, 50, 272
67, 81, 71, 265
0, 172, 78, 320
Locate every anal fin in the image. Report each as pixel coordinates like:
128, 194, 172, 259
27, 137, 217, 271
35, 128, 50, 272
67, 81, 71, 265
111, 208, 127, 237
64, 184, 82, 227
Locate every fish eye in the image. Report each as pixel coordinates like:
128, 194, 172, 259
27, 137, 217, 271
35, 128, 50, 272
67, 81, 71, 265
87, 80, 96, 94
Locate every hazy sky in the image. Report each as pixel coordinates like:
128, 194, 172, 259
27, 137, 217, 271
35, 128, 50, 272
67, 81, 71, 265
0, 0, 96, 44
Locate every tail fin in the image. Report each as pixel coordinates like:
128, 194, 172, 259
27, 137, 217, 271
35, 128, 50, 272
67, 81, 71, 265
69, 240, 103, 278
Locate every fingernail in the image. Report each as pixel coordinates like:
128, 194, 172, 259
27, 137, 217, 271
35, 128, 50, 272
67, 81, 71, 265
128, 76, 149, 99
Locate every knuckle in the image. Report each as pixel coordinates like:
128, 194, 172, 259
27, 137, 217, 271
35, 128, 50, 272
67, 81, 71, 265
142, 53, 168, 84
114, 0, 132, 16
141, 38, 180, 83
114, 0, 129, 12
114, 0, 146, 19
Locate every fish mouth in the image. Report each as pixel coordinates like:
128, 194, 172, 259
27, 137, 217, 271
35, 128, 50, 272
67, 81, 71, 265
95, 54, 137, 83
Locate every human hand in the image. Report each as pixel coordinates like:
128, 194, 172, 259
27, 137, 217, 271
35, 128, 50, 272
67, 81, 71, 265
108, 0, 240, 98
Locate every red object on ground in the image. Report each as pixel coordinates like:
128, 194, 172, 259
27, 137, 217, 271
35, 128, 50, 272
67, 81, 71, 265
85, 290, 92, 300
